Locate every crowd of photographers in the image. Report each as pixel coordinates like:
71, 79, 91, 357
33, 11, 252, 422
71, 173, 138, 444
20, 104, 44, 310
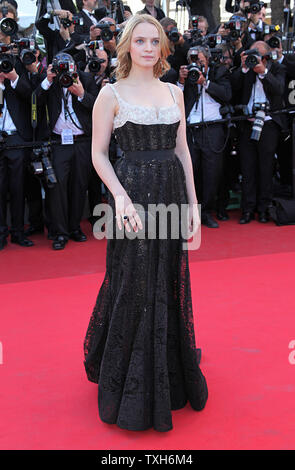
0, 0, 294, 251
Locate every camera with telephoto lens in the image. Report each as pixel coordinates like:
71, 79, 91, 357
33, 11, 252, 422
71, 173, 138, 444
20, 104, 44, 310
244, 48, 261, 68
0, 6, 18, 36
187, 53, 205, 83
210, 48, 223, 65
251, 102, 270, 141
52, 56, 78, 88
266, 35, 281, 49
0, 43, 14, 73
188, 16, 204, 43
204, 33, 222, 48
244, 1, 265, 14
15, 38, 36, 66
224, 19, 242, 41
31, 145, 57, 189
60, 15, 83, 28
167, 27, 180, 43
87, 56, 106, 73
86, 41, 106, 73
95, 21, 119, 42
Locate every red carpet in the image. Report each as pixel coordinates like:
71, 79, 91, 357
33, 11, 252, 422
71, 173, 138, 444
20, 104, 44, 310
1, 209, 295, 449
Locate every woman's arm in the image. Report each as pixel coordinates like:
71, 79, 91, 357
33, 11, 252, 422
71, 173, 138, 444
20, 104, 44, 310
91, 85, 126, 199
92, 85, 142, 232
173, 84, 198, 205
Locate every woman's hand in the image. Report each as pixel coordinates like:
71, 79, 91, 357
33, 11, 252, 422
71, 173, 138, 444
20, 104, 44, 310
114, 191, 143, 233
188, 202, 200, 236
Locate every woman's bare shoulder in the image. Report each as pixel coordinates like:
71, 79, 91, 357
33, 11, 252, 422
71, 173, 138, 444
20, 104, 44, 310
93, 83, 118, 114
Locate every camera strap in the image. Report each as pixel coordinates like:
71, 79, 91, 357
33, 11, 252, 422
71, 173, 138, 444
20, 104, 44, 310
31, 91, 37, 143
62, 89, 84, 131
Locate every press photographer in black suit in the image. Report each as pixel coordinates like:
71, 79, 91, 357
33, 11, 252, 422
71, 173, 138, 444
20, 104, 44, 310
34, 53, 98, 250
178, 46, 232, 228
231, 41, 286, 224
36, 8, 79, 65
0, 56, 34, 250
83, 45, 111, 225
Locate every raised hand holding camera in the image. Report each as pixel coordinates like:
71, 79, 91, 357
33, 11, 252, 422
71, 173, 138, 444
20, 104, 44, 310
46, 64, 57, 83
67, 76, 84, 99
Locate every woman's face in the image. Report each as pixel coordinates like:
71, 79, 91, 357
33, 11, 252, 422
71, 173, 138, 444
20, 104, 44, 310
129, 22, 161, 70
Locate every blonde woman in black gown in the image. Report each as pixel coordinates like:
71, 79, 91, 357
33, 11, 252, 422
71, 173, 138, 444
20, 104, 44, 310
83, 14, 208, 432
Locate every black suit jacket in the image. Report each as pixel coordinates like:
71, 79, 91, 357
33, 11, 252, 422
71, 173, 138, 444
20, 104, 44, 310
231, 60, 287, 129
282, 54, 295, 109
34, 70, 98, 138
74, 10, 99, 43
36, 16, 71, 64
137, 6, 165, 21
183, 64, 232, 119
2, 73, 33, 141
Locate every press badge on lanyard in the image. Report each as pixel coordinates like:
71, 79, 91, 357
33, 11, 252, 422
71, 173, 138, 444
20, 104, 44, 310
61, 128, 74, 145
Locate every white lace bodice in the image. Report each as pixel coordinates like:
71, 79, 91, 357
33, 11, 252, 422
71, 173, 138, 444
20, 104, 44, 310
108, 83, 182, 130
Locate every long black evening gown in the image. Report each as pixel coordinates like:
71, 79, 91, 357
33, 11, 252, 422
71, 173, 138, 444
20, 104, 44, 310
83, 82, 208, 432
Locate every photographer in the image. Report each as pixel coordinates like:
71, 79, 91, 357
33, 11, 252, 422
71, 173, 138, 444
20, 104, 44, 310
0, 1, 18, 42
178, 46, 232, 228
242, 1, 267, 48
81, 43, 110, 226
160, 17, 190, 77
231, 40, 286, 224
34, 53, 98, 250
21, 41, 49, 238
0, 51, 35, 249
137, 0, 165, 21
36, 9, 79, 65
75, 0, 100, 42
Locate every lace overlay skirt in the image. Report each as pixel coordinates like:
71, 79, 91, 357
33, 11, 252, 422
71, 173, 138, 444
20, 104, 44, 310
83, 152, 208, 432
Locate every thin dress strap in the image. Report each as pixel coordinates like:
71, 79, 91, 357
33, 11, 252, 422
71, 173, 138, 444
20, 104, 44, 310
108, 83, 121, 103
167, 82, 177, 104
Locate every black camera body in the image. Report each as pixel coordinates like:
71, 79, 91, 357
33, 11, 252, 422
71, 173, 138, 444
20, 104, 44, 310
52, 57, 78, 88
267, 35, 280, 49
244, 48, 261, 69
167, 27, 180, 43
87, 57, 106, 73
0, 6, 18, 36
0, 43, 14, 73
224, 19, 242, 41
61, 15, 83, 29
210, 48, 223, 65
31, 145, 57, 188
15, 38, 36, 66
96, 21, 119, 42
187, 56, 205, 83
204, 34, 222, 49
245, 1, 265, 14
188, 16, 204, 43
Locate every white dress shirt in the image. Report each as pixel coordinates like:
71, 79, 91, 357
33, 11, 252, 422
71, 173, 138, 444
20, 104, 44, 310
41, 77, 84, 135
83, 9, 98, 26
177, 69, 222, 124
0, 76, 19, 132
242, 67, 271, 121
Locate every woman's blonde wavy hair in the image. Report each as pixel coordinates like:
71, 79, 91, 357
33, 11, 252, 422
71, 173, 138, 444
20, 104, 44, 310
115, 14, 171, 80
